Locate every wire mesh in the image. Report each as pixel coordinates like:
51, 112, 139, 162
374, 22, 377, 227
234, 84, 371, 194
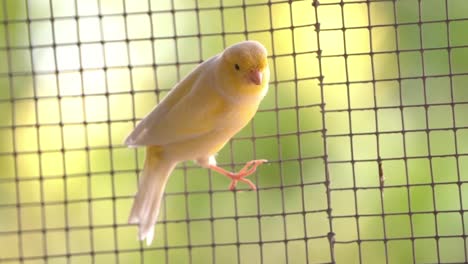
1, 0, 468, 263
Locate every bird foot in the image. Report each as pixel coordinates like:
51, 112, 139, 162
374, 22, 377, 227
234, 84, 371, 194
209, 159, 267, 191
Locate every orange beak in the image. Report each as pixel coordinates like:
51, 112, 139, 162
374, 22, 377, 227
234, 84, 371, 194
248, 69, 262, 85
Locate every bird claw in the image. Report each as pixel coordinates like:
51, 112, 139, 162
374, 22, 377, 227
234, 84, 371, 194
210, 159, 267, 191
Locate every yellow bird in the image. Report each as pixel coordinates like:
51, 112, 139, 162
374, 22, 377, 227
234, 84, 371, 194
125, 40, 270, 245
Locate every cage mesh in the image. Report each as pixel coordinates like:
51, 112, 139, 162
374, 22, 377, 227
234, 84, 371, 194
1, 0, 468, 263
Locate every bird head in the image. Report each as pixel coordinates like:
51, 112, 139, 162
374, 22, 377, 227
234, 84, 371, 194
221, 40, 269, 92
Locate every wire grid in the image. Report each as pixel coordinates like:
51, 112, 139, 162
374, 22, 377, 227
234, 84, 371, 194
1, 0, 468, 263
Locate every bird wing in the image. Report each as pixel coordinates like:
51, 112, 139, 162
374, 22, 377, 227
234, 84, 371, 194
125, 55, 225, 147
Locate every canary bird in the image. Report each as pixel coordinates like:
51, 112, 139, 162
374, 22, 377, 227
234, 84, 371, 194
125, 40, 270, 245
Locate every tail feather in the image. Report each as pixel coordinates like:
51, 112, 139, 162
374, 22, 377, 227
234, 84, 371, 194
128, 146, 175, 245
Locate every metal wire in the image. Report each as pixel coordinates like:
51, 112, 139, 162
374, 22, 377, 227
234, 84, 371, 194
1, 0, 468, 263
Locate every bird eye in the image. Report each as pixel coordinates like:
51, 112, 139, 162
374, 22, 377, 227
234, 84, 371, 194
234, 64, 240, 71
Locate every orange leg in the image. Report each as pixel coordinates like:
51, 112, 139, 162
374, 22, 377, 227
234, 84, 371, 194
209, 159, 267, 191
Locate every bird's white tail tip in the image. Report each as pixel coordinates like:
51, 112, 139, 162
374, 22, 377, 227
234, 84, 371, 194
140, 226, 155, 246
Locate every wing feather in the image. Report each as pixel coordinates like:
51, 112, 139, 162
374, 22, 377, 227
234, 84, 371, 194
125, 55, 225, 147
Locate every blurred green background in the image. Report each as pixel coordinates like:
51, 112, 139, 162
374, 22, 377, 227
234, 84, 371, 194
1, 0, 468, 263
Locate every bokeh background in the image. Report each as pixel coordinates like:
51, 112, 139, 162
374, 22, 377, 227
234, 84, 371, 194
1, 0, 468, 263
